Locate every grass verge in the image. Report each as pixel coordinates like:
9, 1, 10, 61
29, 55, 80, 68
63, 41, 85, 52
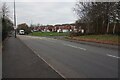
66, 35, 120, 45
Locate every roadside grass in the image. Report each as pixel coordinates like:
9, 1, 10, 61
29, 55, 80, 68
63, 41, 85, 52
79, 35, 119, 42
29, 32, 69, 36
29, 32, 119, 45
66, 34, 120, 45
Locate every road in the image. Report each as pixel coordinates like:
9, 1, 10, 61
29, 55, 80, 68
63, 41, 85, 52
18, 35, 119, 78
3, 36, 62, 78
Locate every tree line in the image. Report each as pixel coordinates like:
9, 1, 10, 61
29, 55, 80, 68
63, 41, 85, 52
74, 1, 120, 35
1, 3, 14, 40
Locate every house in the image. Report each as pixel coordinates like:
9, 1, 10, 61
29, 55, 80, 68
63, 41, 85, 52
32, 23, 77, 33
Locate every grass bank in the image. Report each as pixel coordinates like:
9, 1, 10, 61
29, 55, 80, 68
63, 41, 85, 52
29, 32, 69, 36
66, 35, 120, 45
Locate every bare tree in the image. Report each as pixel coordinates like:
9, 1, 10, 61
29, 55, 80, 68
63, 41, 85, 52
74, 1, 120, 35
2, 2, 9, 18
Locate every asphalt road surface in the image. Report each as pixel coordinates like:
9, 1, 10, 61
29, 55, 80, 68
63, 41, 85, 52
3, 36, 62, 78
18, 35, 119, 78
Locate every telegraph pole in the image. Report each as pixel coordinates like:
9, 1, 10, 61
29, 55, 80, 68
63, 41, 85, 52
14, 0, 16, 38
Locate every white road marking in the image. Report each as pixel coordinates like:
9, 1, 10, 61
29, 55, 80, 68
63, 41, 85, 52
22, 43, 66, 79
63, 43, 86, 51
107, 54, 120, 59
33, 51, 66, 78
25, 35, 86, 51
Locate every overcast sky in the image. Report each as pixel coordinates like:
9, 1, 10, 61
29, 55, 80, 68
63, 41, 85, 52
2, 0, 117, 26
1, 0, 79, 26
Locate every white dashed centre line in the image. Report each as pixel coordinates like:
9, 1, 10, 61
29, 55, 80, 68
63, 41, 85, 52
107, 54, 120, 59
63, 43, 86, 51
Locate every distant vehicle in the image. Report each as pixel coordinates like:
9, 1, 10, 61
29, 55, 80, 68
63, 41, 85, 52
19, 30, 25, 35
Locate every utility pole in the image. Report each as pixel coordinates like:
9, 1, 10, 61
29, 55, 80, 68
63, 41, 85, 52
14, 0, 17, 38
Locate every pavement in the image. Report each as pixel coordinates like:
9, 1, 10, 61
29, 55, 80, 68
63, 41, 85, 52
0, 43, 2, 79
18, 35, 119, 78
2, 35, 63, 78
0, 27, 2, 79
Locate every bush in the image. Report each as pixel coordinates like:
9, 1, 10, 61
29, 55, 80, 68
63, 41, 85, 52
2, 18, 13, 40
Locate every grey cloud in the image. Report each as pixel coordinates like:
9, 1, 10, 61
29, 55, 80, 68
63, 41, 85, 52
7, 2, 77, 25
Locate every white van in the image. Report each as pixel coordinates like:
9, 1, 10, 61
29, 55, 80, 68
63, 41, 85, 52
19, 30, 25, 35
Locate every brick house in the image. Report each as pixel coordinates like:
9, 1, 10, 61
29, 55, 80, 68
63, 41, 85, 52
32, 24, 76, 33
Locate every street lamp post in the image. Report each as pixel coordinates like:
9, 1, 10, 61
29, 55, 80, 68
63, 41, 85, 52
14, 0, 16, 38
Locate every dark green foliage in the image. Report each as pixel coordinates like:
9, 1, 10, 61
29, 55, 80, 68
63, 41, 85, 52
17, 23, 31, 34
2, 17, 13, 40
1, 2, 14, 40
